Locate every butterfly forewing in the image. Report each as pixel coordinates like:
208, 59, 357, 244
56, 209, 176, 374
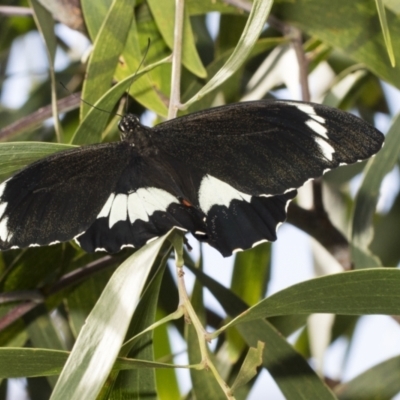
0, 100, 384, 256
0, 143, 132, 249
152, 100, 384, 196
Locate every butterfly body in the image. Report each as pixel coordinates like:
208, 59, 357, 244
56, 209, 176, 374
0, 100, 384, 256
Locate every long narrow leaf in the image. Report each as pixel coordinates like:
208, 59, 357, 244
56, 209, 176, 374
375, 0, 396, 67
50, 232, 176, 400
352, 113, 400, 267
182, 0, 273, 108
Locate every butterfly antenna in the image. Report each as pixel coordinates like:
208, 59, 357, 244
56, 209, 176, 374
59, 82, 124, 118
125, 38, 151, 114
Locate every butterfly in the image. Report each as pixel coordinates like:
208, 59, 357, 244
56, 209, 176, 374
0, 100, 384, 257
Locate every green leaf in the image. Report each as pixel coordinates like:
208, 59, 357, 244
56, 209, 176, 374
352, 112, 400, 268
0, 348, 69, 378
81, 0, 113, 40
275, 0, 400, 88
0, 142, 75, 180
28, 0, 62, 142
187, 278, 225, 398
80, 0, 134, 118
375, 0, 396, 67
229, 269, 400, 326
231, 243, 271, 306
105, 250, 171, 400
66, 267, 115, 338
186, 265, 336, 399
114, 16, 169, 117
153, 310, 180, 399
182, 0, 274, 108
71, 56, 170, 145
231, 341, 264, 392
335, 355, 400, 399
384, 0, 400, 14
49, 232, 175, 400
0, 347, 193, 378
147, 0, 206, 78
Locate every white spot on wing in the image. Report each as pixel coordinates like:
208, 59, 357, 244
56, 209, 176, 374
285, 102, 325, 121
0, 182, 6, 199
0, 217, 9, 241
49, 241, 60, 246
0, 202, 7, 220
252, 239, 268, 248
199, 175, 251, 214
97, 193, 115, 218
121, 244, 135, 249
109, 193, 128, 228
232, 248, 244, 254
315, 137, 335, 161
128, 188, 179, 223
306, 119, 328, 139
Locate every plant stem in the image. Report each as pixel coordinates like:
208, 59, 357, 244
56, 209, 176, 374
176, 264, 236, 399
168, 0, 184, 119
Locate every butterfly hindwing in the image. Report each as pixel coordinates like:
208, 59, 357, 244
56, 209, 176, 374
75, 154, 208, 252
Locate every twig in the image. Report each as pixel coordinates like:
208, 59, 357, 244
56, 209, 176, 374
168, 0, 185, 119
0, 255, 119, 332
0, 94, 81, 141
290, 27, 310, 102
0, 6, 33, 16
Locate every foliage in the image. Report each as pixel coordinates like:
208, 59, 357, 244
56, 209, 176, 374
0, 0, 400, 399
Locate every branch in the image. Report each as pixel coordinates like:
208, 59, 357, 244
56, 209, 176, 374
0, 94, 81, 141
0, 255, 119, 332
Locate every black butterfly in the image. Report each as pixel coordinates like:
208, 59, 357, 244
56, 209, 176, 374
0, 100, 384, 257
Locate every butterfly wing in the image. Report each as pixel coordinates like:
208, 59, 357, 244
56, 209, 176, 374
0, 142, 208, 253
151, 100, 384, 196
0, 143, 133, 250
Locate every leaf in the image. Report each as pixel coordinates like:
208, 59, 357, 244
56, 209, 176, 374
80, 0, 134, 118
186, 265, 337, 399
228, 269, 400, 326
231, 243, 271, 306
104, 250, 171, 400
49, 231, 176, 400
147, 0, 206, 78
352, 112, 400, 267
0, 347, 193, 378
71, 56, 170, 145
0, 142, 75, 180
375, 0, 396, 67
114, 16, 169, 117
231, 341, 264, 392
81, 0, 113, 40
187, 278, 226, 399
182, 0, 274, 108
28, 0, 62, 142
335, 355, 400, 399
275, 0, 400, 88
